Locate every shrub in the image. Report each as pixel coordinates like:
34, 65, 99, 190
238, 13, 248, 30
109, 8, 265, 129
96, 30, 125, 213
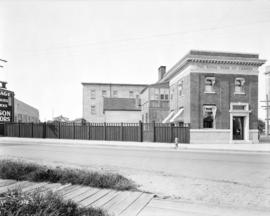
0, 189, 108, 216
0, 159, 136, 191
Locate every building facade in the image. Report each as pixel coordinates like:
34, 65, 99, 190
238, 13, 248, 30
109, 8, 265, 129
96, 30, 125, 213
140, 66, 170, 123
103, 98, 141, 123
82, 83, 147, 122
160, 50, 265, 144
14, 98, 39, 123
265, 66, 270, 134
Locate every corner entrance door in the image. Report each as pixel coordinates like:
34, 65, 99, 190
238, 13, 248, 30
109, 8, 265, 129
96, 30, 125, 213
233, 117, 244, 140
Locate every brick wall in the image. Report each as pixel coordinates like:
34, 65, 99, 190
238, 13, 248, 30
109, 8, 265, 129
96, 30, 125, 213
190, 73, 258, 129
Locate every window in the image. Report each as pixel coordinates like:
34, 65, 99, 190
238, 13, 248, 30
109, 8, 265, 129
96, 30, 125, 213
235, 78, 245, 94
91, 105, 96, 115
129, 91, 134, 98
203, 106, 217, 128
113, 90, 118, 97
171, 88, 174, 100
205, 77, 215, 93
154, 89, 159, 100
178, 81, 183, 96
102, 90, 107, 97
160, 88, 169, 100
90, 90, 96, 99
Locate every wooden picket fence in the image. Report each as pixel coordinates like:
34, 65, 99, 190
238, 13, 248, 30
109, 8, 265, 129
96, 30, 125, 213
2, 122, 190, 143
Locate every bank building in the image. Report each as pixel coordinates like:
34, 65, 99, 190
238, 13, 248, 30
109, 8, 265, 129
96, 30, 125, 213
161, 50, 265, 144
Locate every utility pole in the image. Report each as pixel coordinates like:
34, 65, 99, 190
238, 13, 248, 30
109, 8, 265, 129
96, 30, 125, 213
261, 94, 270, 136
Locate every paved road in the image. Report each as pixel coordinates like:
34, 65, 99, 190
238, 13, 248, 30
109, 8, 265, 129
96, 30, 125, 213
0, 140, 270, 212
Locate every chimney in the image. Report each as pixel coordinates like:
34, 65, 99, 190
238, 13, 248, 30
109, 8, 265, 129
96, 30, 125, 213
158, 66, 166, 81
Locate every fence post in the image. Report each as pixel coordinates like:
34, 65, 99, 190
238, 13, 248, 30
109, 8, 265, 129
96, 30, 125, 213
153, 121, 156, 142
170, 123, 173, 143
58, 122, 61, 139
88, 123, 91, 140
73, 122, 76, 139
32, 122, 34, 138
139, 121, 143, 142
120, 123, 123, 141
43, 122, 47, 138
18, 122, 21, 137
103, 122, 107, 140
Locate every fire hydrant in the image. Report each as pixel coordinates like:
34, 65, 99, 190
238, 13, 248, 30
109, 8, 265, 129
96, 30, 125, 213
175, 137, 179, 149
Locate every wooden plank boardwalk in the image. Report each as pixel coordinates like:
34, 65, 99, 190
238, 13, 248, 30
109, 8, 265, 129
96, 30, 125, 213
0, 179, 153, 216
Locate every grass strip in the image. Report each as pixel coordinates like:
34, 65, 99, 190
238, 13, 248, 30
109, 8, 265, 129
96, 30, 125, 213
0, 159, 136, 191
0, 188, 109, 216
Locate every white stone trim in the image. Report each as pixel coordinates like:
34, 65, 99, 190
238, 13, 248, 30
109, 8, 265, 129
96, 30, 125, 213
190, 129, 230, 132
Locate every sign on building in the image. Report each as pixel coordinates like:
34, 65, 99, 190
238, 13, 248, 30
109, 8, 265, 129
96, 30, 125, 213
0, 88, 14, 122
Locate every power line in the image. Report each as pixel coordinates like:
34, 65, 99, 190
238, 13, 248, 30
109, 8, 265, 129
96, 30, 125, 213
18, 18, 270, 56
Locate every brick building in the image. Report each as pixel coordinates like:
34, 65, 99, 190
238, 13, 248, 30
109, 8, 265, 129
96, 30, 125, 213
82, 83, 147, 122
140, 66, 170, 123
14, 98, 39, 123
160, 50, 265, 143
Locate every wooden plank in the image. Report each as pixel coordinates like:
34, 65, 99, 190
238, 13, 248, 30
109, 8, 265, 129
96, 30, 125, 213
72, 188, 99, 203
79, 189, 111, 207
102, 191, 134, 212
22, 182, 49, 193
57, 185, 81, 196
110, 191, 142, 216
63, 187, 90, 199
0, 179, 17, 187
120, 193, 154, 216
91, 190, 119, 208
0, 181, 32, 193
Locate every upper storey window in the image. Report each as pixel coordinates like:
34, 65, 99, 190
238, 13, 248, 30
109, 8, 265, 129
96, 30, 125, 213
90, 90, 96, 99
235, 78, 245, 94
178, 81, 183, 96
160, 88, 169, 100
129, 91, 134, 98
204, 77, 215, 93
102, 90, 107, 97
113, 90, 118, 97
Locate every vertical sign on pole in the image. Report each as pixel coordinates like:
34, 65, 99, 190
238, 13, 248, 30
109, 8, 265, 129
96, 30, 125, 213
0, 83, 14, 123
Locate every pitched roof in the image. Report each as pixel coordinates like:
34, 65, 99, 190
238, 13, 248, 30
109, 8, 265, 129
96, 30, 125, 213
103, 97, 140, 111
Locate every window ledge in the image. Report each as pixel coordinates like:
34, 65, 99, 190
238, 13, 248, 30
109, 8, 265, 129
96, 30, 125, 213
234, 92, 245, 95
204, 91, 216, 94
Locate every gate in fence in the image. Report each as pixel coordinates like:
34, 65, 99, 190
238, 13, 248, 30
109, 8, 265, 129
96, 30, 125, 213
3, 122, 190, 143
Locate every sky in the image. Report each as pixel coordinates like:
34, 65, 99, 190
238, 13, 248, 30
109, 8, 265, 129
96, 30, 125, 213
0, 0, 270, 121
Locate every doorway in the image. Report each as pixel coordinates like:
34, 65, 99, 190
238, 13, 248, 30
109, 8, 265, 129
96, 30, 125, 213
233, 116, 244, 140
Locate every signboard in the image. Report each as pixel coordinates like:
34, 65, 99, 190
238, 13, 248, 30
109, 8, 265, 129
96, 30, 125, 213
0, 88, 14, 122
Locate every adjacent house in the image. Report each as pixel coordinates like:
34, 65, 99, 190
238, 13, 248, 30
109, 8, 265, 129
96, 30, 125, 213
103, 97, 141, 123
160, 50, 265, 144
140, 66, 170, 123
82, 82, 147, 122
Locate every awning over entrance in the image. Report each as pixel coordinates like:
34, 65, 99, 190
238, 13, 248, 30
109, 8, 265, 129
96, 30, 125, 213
162, 111, 175, 123
170, 108, 184, 122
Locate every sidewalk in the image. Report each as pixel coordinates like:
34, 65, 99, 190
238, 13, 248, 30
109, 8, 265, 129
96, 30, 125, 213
1, 137, 270, 153
0, 179, 269, 216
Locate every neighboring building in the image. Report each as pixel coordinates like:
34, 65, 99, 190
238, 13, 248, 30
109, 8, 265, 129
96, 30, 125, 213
141, 66, 170, 123
103, 97, 141, 123
52, 115, 69, 122
265, 66, 270, 134
82, 82, 147, 122
14, 98, 39, 123
160, 50, 265, 144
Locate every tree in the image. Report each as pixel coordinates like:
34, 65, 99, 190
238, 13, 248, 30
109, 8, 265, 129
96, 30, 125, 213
258, 119, 265, 134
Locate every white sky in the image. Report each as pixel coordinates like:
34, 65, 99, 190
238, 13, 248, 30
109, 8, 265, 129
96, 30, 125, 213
0, 0, 270, 121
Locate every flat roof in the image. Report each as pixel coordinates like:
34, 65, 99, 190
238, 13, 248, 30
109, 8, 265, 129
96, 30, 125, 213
82, 82, 147, 87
